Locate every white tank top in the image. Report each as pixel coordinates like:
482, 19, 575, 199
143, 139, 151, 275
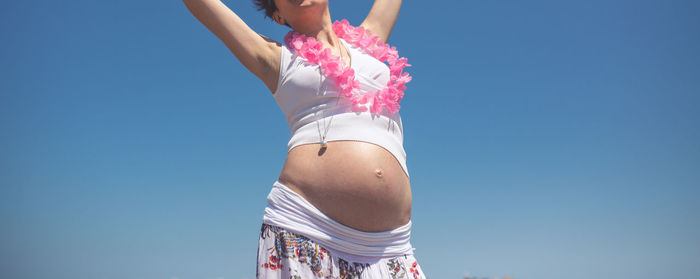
272, 38, 409, 177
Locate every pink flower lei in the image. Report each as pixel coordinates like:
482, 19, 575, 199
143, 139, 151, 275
283, 19, 412, 115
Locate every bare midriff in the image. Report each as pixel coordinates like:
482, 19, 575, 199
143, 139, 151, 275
277, 140, 412, 233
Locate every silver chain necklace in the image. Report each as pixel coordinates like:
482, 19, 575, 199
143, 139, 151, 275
317, 40, 348, 149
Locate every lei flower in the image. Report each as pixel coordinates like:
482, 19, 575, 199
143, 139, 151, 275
283, 19, 412, 114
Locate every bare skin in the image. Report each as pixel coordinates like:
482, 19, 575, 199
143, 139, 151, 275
279, 141, 411, 232
183, 0, 407, 232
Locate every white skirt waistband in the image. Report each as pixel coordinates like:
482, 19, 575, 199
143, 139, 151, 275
262, 180, 416, 258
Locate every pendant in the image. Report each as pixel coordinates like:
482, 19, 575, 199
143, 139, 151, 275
320, 140, 327, 148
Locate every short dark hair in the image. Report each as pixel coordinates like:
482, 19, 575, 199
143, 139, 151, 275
253, 0, 291, 28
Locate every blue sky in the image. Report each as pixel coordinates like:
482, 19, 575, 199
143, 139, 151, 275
1, 0, 699, 278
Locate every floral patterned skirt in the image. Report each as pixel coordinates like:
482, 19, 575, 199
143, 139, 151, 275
257, 222, 427, 279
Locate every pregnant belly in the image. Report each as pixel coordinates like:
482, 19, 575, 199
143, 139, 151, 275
277, 140, 412, 232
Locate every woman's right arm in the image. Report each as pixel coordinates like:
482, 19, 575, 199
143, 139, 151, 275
182, 0, 280, 92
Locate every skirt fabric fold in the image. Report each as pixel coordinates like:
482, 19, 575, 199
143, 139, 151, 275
257, 180, 427, 279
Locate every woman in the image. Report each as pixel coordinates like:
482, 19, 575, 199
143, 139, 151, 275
182, 0, 426, 278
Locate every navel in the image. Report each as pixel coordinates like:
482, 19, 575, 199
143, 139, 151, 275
375, 168, 384, 178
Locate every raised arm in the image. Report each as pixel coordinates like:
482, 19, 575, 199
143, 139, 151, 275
360, 0, 402, 44
182, 0, 280, 93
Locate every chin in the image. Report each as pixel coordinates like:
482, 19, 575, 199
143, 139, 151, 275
300, 0, 327, 6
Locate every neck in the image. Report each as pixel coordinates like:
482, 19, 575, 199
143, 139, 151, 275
291, 8, 341, 49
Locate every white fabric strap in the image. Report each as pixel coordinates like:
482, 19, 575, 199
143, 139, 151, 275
262, 180, 416, 257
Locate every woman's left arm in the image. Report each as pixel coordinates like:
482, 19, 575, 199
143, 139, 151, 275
360, 0, 402, 44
